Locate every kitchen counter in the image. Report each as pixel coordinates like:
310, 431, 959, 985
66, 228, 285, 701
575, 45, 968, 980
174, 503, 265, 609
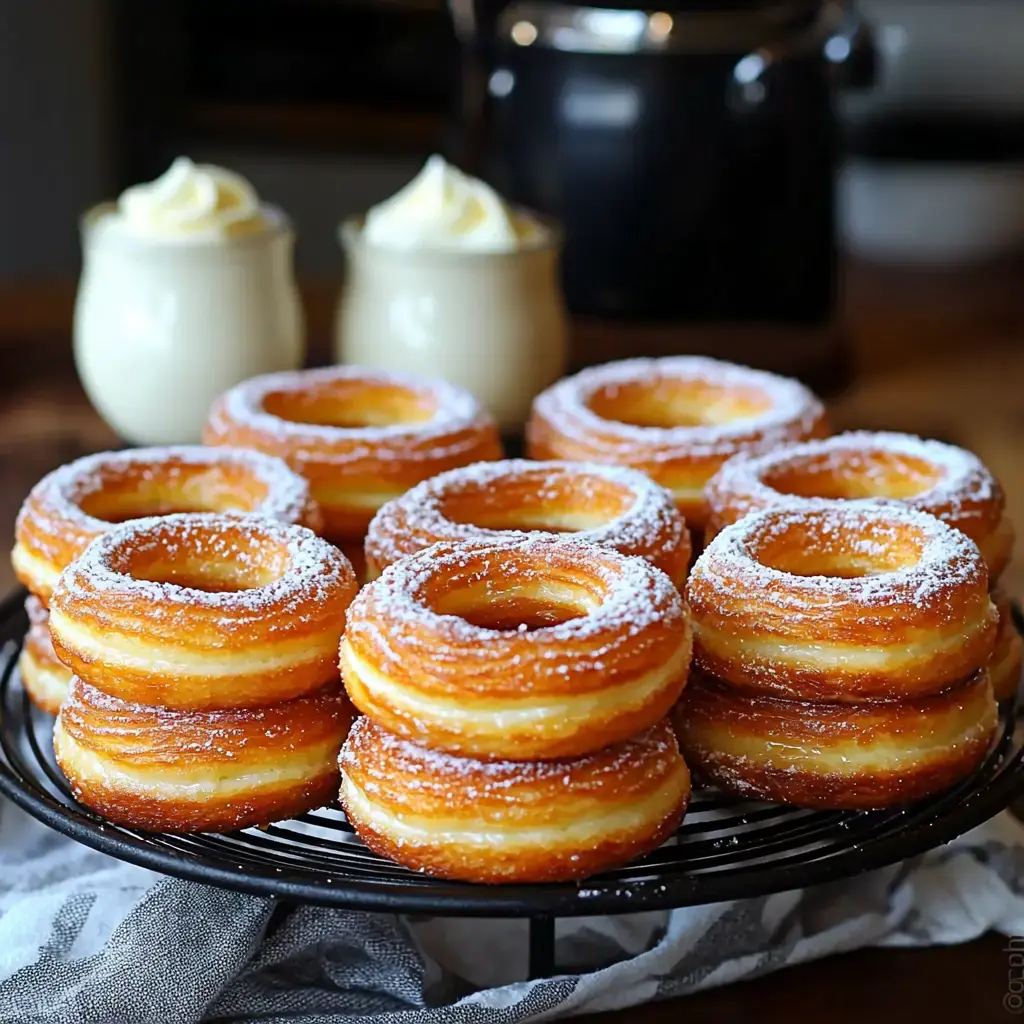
0, 259, 1020, 1021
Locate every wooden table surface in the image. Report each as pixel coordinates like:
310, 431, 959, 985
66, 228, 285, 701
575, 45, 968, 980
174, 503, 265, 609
0, 260, 1021, 1021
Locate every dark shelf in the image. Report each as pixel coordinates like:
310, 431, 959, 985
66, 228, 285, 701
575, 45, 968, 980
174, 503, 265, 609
184, 100, 444, 155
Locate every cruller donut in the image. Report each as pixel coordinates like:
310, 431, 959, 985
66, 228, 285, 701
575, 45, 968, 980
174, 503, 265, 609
364, 458, 691, 586
56, 677, 354, 832
13, 445, 321, 604
526, 357, 827, 531
705, 431, 1014, 579
49, 513, 358, 710
341, 716, 690, 883
673, 668, 997, 810
204, 366, 503, 544
340, 537, 692, 760
686, 503, 997, 703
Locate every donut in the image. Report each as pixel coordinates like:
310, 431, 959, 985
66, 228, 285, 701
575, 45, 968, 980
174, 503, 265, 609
49, 513, 358, 710
991, 587, 1023, 702
673, 668, 997, 809
204, 367, 503, 544
686, 503, 997, 703
364, 459, 691, 586
340, 537, 692, 760
55, 676, 354, 832
18, 595, 66, 715
705, 431, 1014, 579
526, 357, 826, 530
340, 716, 690, 883
12, 446, 320, 604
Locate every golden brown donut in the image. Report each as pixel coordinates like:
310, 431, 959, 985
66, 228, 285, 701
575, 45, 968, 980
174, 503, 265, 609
56, 677, 354, 832
49, 513, 358, 710
341, 537, 692, 760
686, 503, 997, 703
673, 668, 998, 810
705, 431, 1015, 579
364, 458, 691, 586
526, 357, 827, 531
991, 587, 1023, 702
204, 367, 503, 544
340, 716, 690, 883
12, 445, 320, 605
18, 595, 66, 715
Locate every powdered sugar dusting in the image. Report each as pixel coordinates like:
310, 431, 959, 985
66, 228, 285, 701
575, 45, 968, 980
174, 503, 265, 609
206, 366, 497, 465
365, 458, 687, 572
692, 501, 987, 612
15, 445, 314, 563
359, 534, 683, 646
54, 512, 353, 619
708, 431, 1001, 525
531, 357, 825, 460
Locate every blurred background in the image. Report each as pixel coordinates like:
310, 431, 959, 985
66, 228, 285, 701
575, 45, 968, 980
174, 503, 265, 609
4, 1, 1024, 302
0, 0, 1021, 593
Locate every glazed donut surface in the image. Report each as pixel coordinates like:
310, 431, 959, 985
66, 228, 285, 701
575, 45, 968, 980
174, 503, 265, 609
204, 367, 503, 542
705, 431, 1014, 579
56, 677, 354, 832
364, 458, 691, 586
673, 668, 997, 809
19, 595, 69, 715
687, 503, 996, 702
341, 537, 692, 760
526, 357, 827, 529
340, 716, 690, 883
49, 513, 358, 710
12, 446, 319, 604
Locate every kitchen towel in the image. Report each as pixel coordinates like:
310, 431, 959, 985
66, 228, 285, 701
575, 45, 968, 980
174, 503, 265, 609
1, 798, 1023, 1024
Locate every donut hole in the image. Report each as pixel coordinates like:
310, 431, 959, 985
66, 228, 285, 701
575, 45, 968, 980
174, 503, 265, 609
587, 378, 772, 429
78, 465, 272, 523
753, 518, 923, 579
263, 381, 435, 429
761, 451, 943, 502
430, 576, 599, 634
441, 473, 635, 535
111, 528, 288, 594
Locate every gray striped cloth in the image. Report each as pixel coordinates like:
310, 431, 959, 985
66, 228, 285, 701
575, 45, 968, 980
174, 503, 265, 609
1, 798, 1022, 1024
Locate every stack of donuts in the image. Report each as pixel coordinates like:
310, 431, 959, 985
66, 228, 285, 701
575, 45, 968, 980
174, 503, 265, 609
341, 461, 697, 883
675, 430, 1016, 808
6, 355, 1018, 881
48, 513, 360, 831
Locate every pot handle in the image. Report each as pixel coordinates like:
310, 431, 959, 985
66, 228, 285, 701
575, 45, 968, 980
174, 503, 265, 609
730, 1, 877, 111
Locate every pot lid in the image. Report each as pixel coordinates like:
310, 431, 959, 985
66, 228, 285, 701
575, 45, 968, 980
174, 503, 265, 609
492, 1, 828, 54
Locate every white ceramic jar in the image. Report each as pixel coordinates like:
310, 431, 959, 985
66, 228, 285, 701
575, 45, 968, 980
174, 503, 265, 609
74, 161, 304, 445
332, 156, 567, 432
334, 222, 566, 432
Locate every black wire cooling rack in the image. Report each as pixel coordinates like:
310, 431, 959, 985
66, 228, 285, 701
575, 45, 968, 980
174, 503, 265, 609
0, 586, 1021, 980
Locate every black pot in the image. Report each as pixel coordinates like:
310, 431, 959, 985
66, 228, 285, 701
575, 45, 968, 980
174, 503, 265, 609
450, 1, 875, 325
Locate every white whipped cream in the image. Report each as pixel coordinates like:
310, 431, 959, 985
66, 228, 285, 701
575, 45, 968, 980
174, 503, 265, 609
362, 155, 545, 252
115, 157, 269, 240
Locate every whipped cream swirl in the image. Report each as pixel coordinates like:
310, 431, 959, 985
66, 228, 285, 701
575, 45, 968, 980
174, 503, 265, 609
362, 155, 545, 253
115, 157, 269, 240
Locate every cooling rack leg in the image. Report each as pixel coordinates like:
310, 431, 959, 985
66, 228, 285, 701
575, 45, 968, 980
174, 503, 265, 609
527, 915, 557, 980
